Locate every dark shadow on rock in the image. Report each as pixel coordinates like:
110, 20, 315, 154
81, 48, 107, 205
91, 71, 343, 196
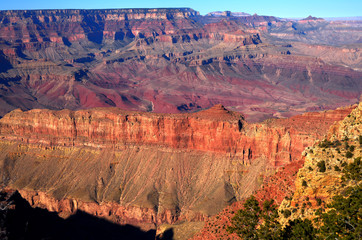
62, 37, 72, 47
0, 52, 13, 73
156, 228, 174, 240
4, 191, 156, 240
87, 32, 103, 44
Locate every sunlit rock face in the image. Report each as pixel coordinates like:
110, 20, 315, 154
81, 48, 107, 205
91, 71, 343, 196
0, 104, 353, 230
277, 101, 362, 226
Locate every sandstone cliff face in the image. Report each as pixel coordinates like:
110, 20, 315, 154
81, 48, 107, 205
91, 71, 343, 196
0, 105, 353, 165
0, 8, 262, 49
0, 105, 246, 153
0, 105, 354, 231
0, 9, 199, 44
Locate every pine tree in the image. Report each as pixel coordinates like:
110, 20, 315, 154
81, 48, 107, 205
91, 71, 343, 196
318, 185, 362, 240
227, 195, 260, 239
227, 196, 281, 239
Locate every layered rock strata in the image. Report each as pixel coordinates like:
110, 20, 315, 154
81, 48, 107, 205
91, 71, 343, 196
0, 8, 360, 122
0, 104, 354, 230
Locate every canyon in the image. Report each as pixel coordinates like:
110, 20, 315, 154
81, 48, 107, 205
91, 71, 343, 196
0, 7, 361, 239
0, 8, 361, 121
0, 103, 354, 236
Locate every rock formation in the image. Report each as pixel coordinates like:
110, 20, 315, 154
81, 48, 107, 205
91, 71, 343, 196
0, 104, 354, 233
0, 8, 360, 121
278, 101, 362, 226
190, 104, 359, 239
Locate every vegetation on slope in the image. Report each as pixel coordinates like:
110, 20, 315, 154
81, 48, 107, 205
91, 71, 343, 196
226, 102, 362, 239
227, 155, 361, 239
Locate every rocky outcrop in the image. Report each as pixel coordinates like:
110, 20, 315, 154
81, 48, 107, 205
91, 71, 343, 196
328, 102, 362, 139
278, 101, 362, 225
190, 103, 361, 240
299, 16, 325, 23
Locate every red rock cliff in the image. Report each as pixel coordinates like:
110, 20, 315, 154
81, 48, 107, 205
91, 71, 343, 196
0, 104, 354, 230
0, 104, 354, 165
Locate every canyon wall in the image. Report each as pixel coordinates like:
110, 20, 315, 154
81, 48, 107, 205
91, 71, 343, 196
0, 104, 354, 165
0, 8, 260, 51
0, 8, 360, 122
0, 105, 354, 230
0, 8, 360, 234
0, 8, 199, 43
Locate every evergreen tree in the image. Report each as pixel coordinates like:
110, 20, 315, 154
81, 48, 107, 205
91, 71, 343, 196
281, 219, 316, 240
227, 195, 260, 239
318, 185, 362, 240
227, 196, 281, 239
257, 199, 281, 240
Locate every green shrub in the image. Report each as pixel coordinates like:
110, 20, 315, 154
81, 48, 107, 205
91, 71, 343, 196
342, 157, 361, 181
317, 161, 326, 172
346, 151, 353, 158
315, 208, 323, 215
227, 196, 281, 239
318, 185, 361, 239
283, 209, 291, 218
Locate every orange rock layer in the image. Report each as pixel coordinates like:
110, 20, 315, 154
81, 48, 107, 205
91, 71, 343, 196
0, 104, 355, 230
0, 105, 354, 166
